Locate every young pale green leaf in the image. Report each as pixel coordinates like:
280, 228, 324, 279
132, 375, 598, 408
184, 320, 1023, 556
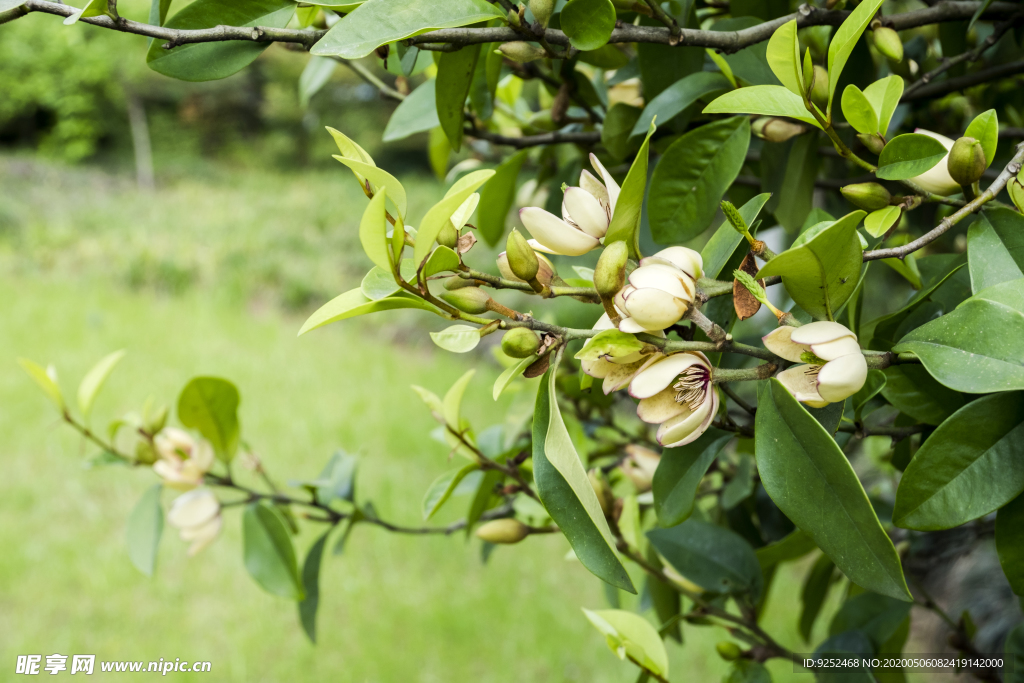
533, 372, 635, 592
965, 108, 999, 166
414, 169, 495, 267
298, 530, 329, 643
146, 0, 295, 81
968, 209, 1024, 294
755, 379, 911, 601
429, 324, 481, 354
799, 553, 835, 642
756, 211, 865, 321
560, 0, 616, 51
648, 519, 763, 600
436, 45, 480, 152
177, 377, 240, 461
604, 120, 657, 258
126, 484, 163, 577
703, 85, 822, 128
582, 609, 669, 678
864, 206, 901, 238
358, 189, 392, 271
829, 593, 911, 651
334, 156, 407, 220
651, 429, 731, 527
649, 116, 750, 244
876, 134, 949, 181
840, 85, 878, 135
602, 103, 642, 162
382, 80, 439, 142
996, 493, 1024, 596
410, 384, 444, 419
18, 358, 64, 410
76, 349, 126, 420
574, 329, 644, 362
243, 502, 304, 600
492, 354, 537, 400
422, 245, 461, 278
700, 193, 771, 279
311, 0, 502, 59
298, 56, 336, 108
299, 289, 441, 336
765, 19, 803, 97
326, 126, 374, 166
361, 266, 401, 300
477, 150, 528, 246
893, 392, 1024, 531
827, 0, 886, 115
423, 463, 480, 520
862, 74, 904, 138
630, 72, 732, 139
443, 369, 475, 431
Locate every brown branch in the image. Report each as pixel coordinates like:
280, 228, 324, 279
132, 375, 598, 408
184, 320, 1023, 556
467, 127, 601, 149
902, 58, 1024, 102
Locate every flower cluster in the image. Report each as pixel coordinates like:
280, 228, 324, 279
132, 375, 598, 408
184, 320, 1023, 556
152, 427, 222, 556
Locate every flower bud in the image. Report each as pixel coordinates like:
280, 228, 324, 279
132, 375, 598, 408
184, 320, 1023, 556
716, 641, 742, 661
440, 286, 492, 314
1009, 179, 1024, 213
857, 132, 886, 155
840, 182, 892, 211
506, 228, 539, 282
947, 136, 987, 187
498, 251, 555, 285
475, 518, 530, 544
443, 275, 476, 290
594, 241, 629, 297
436, 223, 459, 249
501, 328, 541, 358
873, 26, 903, 62
811, 66, 828, 107
752, 117, 806, 143
529, 0, 555, 26
498, 41, 546, 64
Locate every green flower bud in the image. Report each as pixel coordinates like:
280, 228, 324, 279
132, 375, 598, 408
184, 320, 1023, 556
811, 66, 828, 108
506, 228, 540, 282
752, 117, 806, 143
840, 182, 892, 211
135, 440, 158, 465
145, 404, 169, 435
947, 136, 987, 187
443, 275, 476, 291
498, 41, 546, 64
857, 132, 886, 155
436, 223, 459, 249
440, 287, 492, 314
873, 26, 903, 63
529, 0, 555, 26
594, 241, 629, 297
501, 328, 541, 358
475, 518, 530, 544
1009, 179, 1024, 213
716, 641, 742, 661
497, 251, 555, 285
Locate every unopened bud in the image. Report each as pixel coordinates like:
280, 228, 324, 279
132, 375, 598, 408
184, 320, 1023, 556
497, 251, 555, 285
857, 132, 886, 155
475, 518, 530, 544
145, 405, 169, 435
507, 8, 521, 27
498, 41, 546, 64
873, 26, 903, 62
506, 229, 539, 282
594, 241, 629, 297
802, 48, 814, 95
440, 286, 492, 314
841, 182, 892, 211
752, 117, 807, 144
588, 469, 614, 516
501, 328, 541, 358
444, 275, 476, 290
529, 0, 555, 26
716, 641, 742, 661
135, 440, 158, 465
811, 66, 828, 108
947, 136, 987, 186
1009, 179, 1024, 213
436, 223, 459, 249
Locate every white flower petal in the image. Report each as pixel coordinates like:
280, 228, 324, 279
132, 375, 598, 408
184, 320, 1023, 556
776, 365, 829, 408
562, 186, 610, 238
762, 327, 807, 362
590, 153, 621, 212
817, 353, 868, 403
617, 316, 648, 334
580, 169, 610, 209
582, 357, 616, 379
593, 312, 615, 331
790, 320, 857, 346
621, 288, 688, 331
520, 207, 599, 256
909, 129, 960, 196
628, 264, 693, 301
809, 336, 862, 361
167, 488, 220, 530
643, 247, 704, 279
603, 355, 660, 394
629, 352, 707, 399
637, 387, 689, 424
183, 514, 222, 557
658, 390, 717, 447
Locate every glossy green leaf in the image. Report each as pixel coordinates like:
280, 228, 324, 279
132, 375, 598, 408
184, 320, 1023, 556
18, 358, 64, 410
799, 553, 836, 641
604, 121, 656, 258
311, 0, 502, 59
893, 392, 1024, 531
126, 484, 163, 577
148, 0, 172, 25
830, 592, 912, 650
841, 85, 877, 135
725, 660, 772, 683
996, 492, 1024, 596
827, 0, 885, 114
807, 400, 846, 435
423, 464, 480, 520
866, 258, 965, 350
881, 365, 964, 425
443, 369, 475, 430
177, 377, 239, 461
774, 132, 821, 233
492, 354, 537, 400
700, 193, 771, 279
358, 189, 391, 271
968, 208, 1024, 294
862, 74, 904, 137
423, 245, 461, 277
649, 116, 750, 243
333, 156, 407, 219
756, 529, 817, 571
652, 429, 731, 527
361, 266, 401, 300
299, 56, 336, 108
575, 329, 643, 362
864, 206, 901, 238
477, 150, 528, 246
436, 45, 480, 152
298, 530, 328, 643
756, 211, 865, 321
582, 609, 669, 677
382, 80, 439, 142
648, 519, 763, 600
77, 349, 126, 421
146, 0, 295, 81
602, 103, 642, 162
965, 108, 998, 166
299, 289, 441, 336
703, 85, 821, 128
630, 72, 732, 139
243, 502, 303, 600
533, 373, 634, 592
766, 19, 803, 96
413, 169, 494, 266
429, 324, 480, 353
560, 0, 616, 51
755, 379, 911, 601
876, 133, 948, 181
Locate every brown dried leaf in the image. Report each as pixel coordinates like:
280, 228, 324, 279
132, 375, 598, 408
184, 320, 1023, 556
523, 353, 551, 378
456, 230, 478, 255
733, 252, 765, 321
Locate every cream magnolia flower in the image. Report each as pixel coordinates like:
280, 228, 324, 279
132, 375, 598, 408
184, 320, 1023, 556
620, 444, 660, 493
614, 247, 702, 334
628, 352, 718, 447
763, 321, 868, 408
152, 427, 214, 490
518, 154, 620, 256
166, 487, 222, 557
580, 313, 664, 394
910, 129, 961, 196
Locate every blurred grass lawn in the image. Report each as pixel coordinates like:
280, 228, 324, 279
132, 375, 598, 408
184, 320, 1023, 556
0, 156, 849, 682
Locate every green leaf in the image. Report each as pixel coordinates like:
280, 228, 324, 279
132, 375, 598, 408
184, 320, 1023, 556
652, 429, 732, 527
866, 258, 966, 350
829, 592, 912, 651
774, 132, 821, 233
765, 19, 803, 96
177, 377, 239, 462
492, 354, 537, 400
826, 0, 885, 115
414, 169, 494, 267
700, 193, 771, 279
881, 365, 964, 425
533, 372, 634, 592
243, 502, 303, 600
647, 519, 763, 600
358, 189, 392, 271
575, 329, 644, 362
968, 208, 1024, 294
892, 279, 1024, 393
383, 80, 439, 142
807, 400, 846, 435
602, 120, 656, 258
876, 133, 948, 181
423, 464, 480, 519
649, 116, 750, 243
582, 609, 669, 678
332, 156, 407, 219
423, 245, 461, 277
443, 369, 475, 431
840, 85, 877, 135
148, 0, 172, 25
146, 0, 295, 82
862, 74, 904, 138
436, 45, 480, 152
853, 369, 886, 421
560, 0, 616, 51
1005, 622, 1024, 683
429, 324, 480, 353
602, 104, 642, 162
864, 206, 901, 238
18, 358, 64, 410
361, 265, 401, 300
893, 392, 1024, 531
477, 150, 528, 246
76, 349, 125, 421
630, 72, 732, 139
756, 529, 817, 571
725, 661, 772, 683
965, 108, 998, 167
703, 85, 821, 128
298, 530, 328, 643
126, 484, 163, 577
299, 289, 441, 336
755, 379, 911, 601
799, 553, 835, 641
311, 0, 503, 59
996, 492, 1024, 596
299, 56, 336, 108
756, 211, 865, 321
